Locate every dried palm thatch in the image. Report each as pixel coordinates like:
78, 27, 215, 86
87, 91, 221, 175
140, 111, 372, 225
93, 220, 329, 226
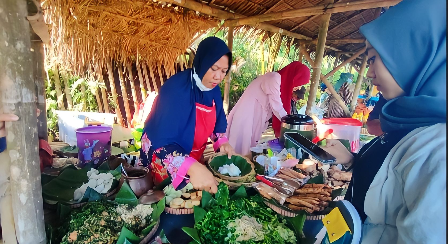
42, 0, 217, 78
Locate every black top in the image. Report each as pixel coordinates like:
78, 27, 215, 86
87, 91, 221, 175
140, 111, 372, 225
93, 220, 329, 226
345, 129, 412, 222
367, 94, 387, 121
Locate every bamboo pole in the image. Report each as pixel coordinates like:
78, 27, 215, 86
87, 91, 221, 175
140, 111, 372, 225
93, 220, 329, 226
117, 65, 132, 125
305, 13, 331, 115
101, 88, 110, 113
163, 0, 311, 40
52, 65, 65, 110
106, 60, 124, 126
125, 62, 140, 109
95, 87, 103, 113
61, 71, 73, 110
223, 26, 234, 115
157, 65, 164, 86
324, 47, 366, 79
300, 49, 351, 116
225, 0, 401, 26
350, 55, 368, 112
136, 60, 147, 100
141, 62, 154, 93
95, 67, 110, 113
146, 62, 159, 93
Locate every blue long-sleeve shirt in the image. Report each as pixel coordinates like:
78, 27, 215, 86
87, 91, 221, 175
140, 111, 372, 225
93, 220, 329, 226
0, 137, 6, 153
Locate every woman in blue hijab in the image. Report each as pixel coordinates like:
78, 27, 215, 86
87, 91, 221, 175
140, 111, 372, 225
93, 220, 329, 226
141, 37, 235, 194
324, 0, 446, 242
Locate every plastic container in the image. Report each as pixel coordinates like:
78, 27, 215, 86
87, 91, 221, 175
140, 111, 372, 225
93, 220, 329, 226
76, 126, 113, 166
317, 118, 362, 153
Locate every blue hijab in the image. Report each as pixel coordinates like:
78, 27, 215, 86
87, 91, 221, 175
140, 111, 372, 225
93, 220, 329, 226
143, 37, 232, 153
360, 0, 446, 133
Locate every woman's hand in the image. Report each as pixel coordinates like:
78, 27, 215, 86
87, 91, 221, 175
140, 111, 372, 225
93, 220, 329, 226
0, 114, 19, 138
322, 139, 354, 167
187, 161, 218, 194
219, 142, 235, 159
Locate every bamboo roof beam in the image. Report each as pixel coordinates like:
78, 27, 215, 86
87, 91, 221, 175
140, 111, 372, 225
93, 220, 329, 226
163, 0, 312, 40
225, 0, 401, 26
326, 10, 368, 34
324, 46, 366, 78
326, 38, 365, 44
290, 15, 322, 32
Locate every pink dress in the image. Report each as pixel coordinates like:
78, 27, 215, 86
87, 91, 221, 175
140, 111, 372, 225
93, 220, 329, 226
226, 72, 287, 156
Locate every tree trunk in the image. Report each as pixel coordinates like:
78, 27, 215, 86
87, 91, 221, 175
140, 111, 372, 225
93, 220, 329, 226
350, 55, 368, 113
118, 65, 132, 125
305, 13, 331, 115
61, 71, 73, 110
0, 0, 46, 242
223, 26, 234, 114
106, 60, 124, 125
52, 65, 65, 110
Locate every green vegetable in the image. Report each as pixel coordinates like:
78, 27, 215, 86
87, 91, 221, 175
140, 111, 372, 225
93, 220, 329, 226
188, 183, 304, 244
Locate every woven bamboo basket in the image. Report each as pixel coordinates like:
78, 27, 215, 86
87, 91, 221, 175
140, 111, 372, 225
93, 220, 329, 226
164, 207, 195, 215
207, 153, 256, 183
215, 177, 255, 190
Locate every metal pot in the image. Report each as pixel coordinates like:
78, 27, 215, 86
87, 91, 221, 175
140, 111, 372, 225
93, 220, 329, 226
123, 167, 153, 197
279, 114, 315, 142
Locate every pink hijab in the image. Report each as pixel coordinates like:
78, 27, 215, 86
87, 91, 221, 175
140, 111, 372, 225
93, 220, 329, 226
272, 61, 311, 137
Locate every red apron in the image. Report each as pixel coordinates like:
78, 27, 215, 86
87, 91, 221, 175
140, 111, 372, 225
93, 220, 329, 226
189, 102, 216, 162
150, 102, 216, 185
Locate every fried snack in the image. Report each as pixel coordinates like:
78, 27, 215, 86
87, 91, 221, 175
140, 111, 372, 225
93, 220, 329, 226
286, 204, 314, 213
296, 188, 330, 196
299, 194, 332, 201
285, 198, 318, 210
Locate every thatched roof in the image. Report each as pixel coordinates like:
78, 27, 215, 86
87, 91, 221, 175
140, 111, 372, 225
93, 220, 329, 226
42, 0, 216, 76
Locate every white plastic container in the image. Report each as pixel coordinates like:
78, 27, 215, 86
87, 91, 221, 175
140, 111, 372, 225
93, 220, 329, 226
317, 118, 363, 153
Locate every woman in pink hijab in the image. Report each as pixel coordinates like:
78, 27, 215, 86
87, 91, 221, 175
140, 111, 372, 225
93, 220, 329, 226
226, 61, 310, 156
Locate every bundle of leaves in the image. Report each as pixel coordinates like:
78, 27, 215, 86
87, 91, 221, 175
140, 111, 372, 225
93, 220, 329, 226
183, 183, 305, 244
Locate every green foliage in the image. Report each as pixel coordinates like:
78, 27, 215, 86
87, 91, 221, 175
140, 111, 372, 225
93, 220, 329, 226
45, 68, 101, 140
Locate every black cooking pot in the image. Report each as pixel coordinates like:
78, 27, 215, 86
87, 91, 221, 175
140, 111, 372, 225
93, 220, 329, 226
279, 114, 315, 142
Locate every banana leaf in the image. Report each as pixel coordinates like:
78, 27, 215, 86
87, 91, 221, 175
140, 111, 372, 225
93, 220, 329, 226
42, 168, 89, 202
116, 226, 140, 244
209, 155, 252, 176
114, 182, 138, 207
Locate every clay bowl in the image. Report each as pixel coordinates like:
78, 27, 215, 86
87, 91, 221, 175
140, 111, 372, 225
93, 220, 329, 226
122, 167, 154, 197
